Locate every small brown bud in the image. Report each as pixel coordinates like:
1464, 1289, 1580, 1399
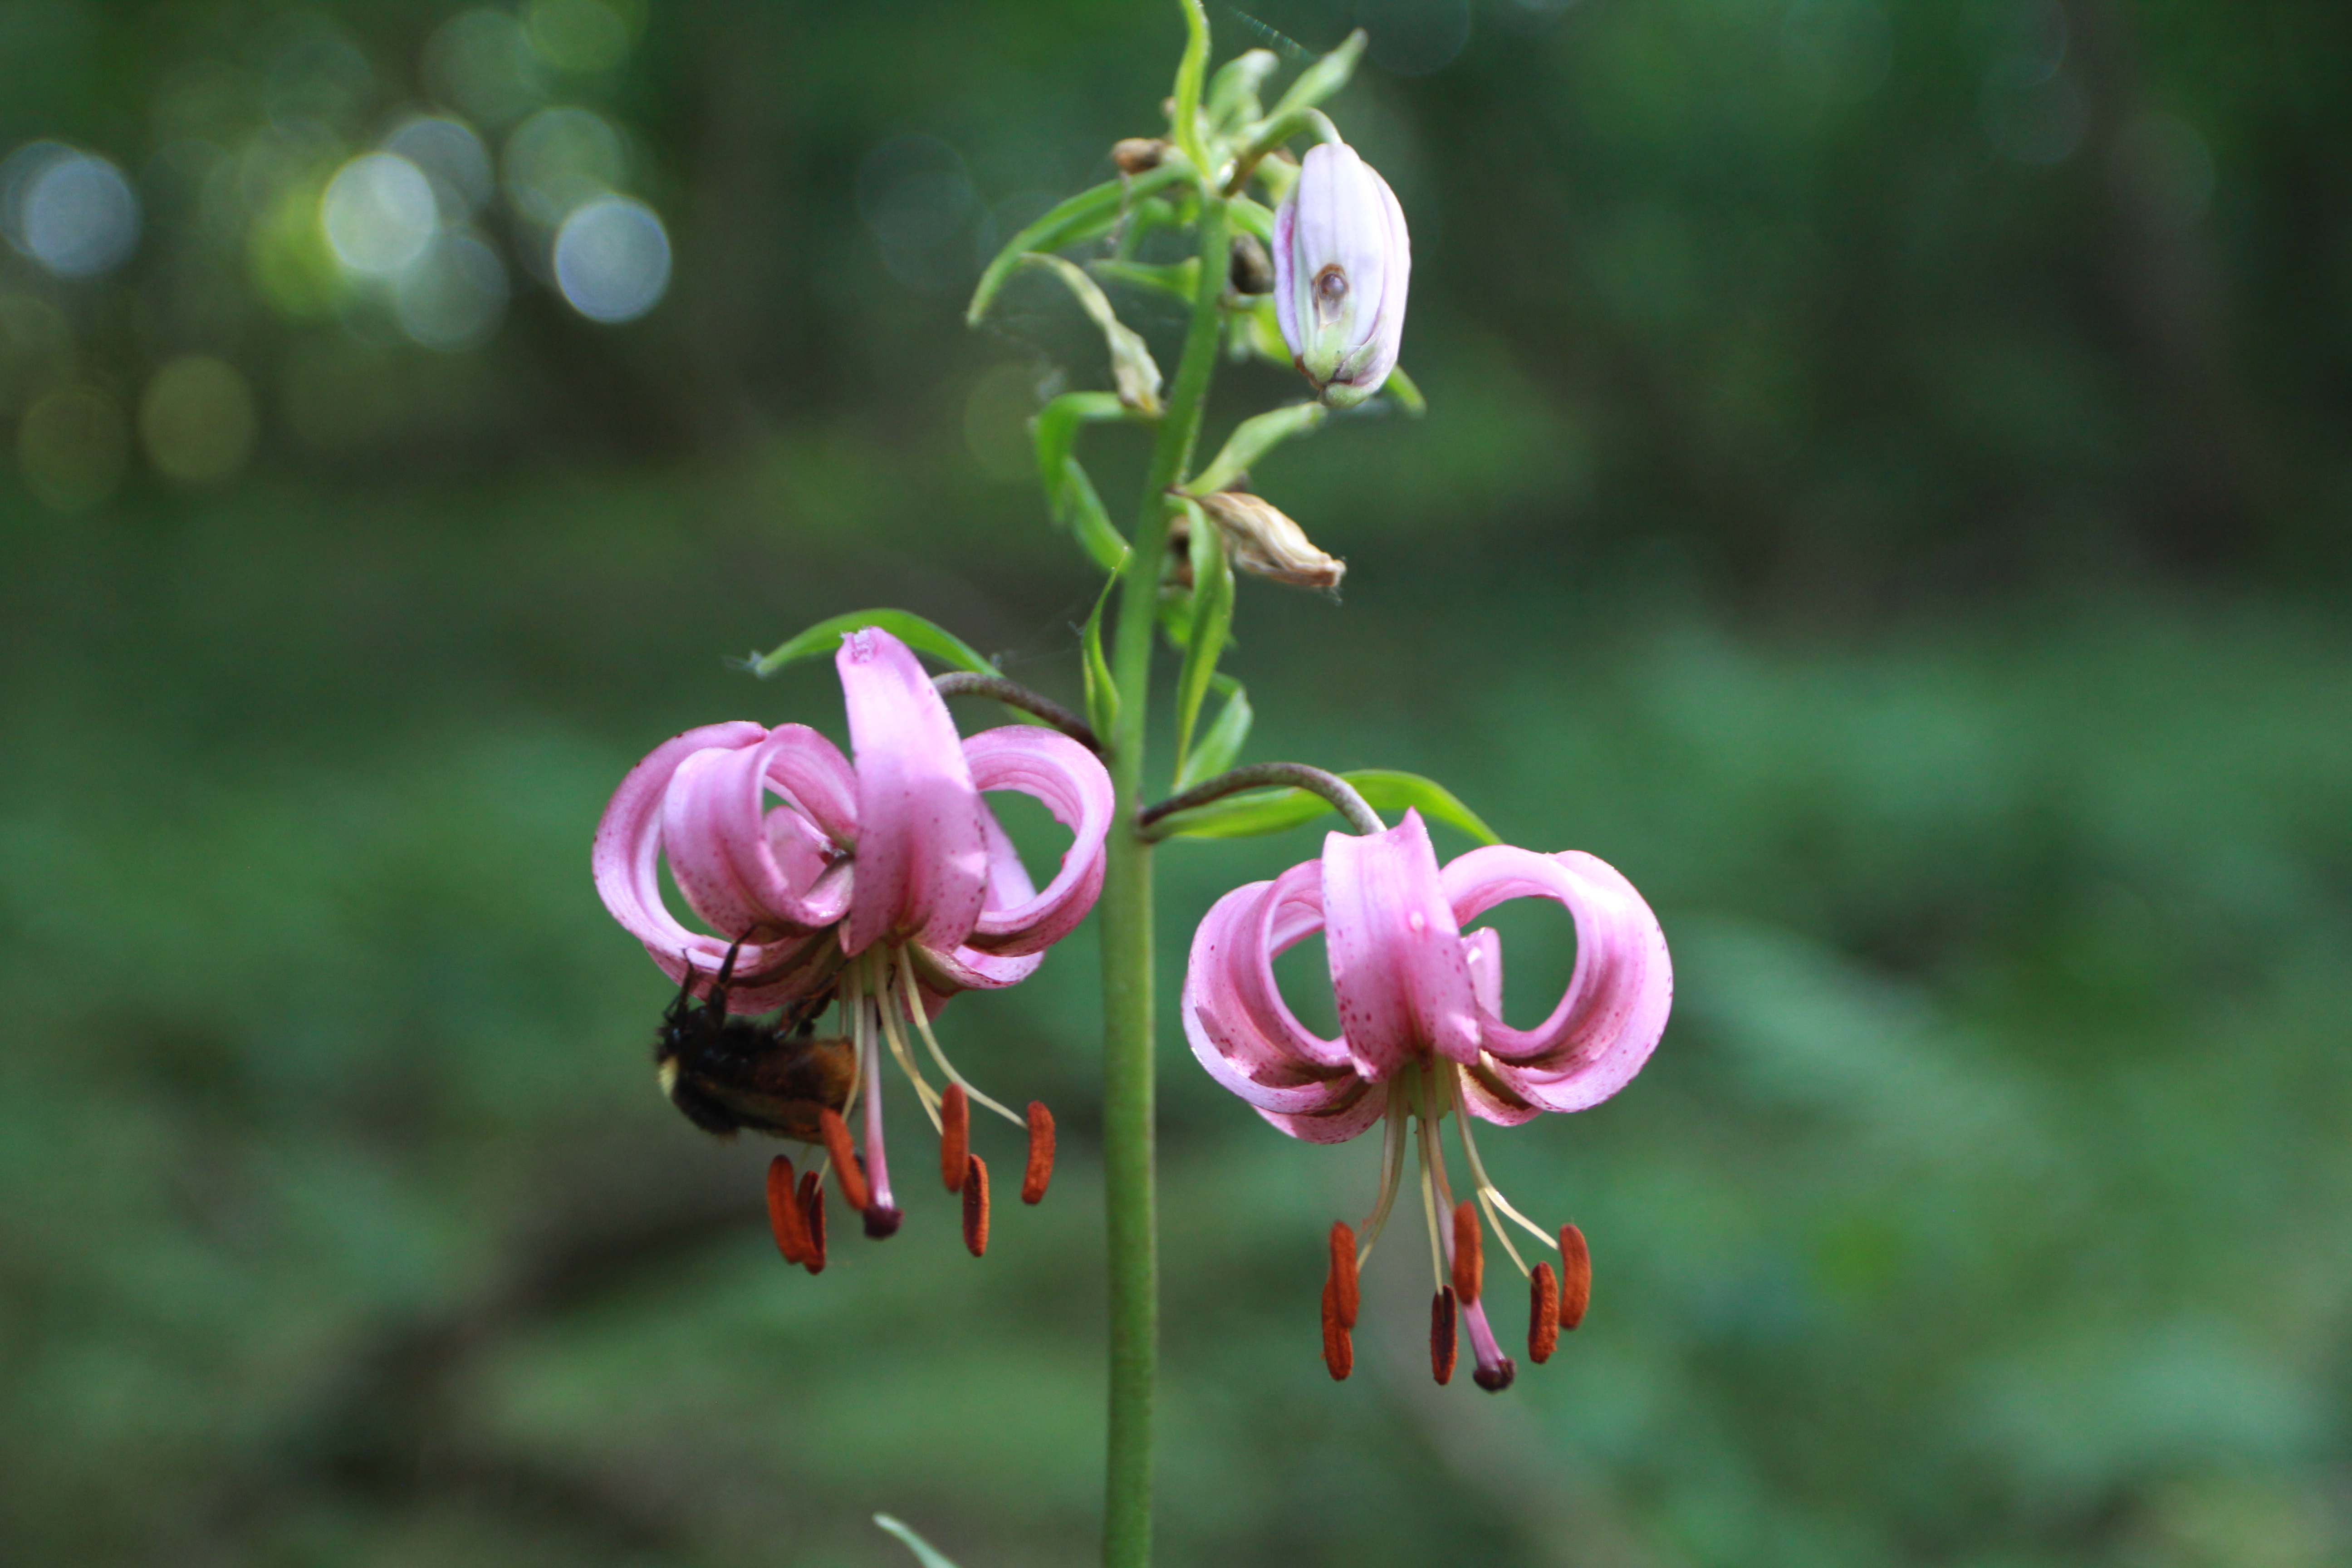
1450, 1201, 1484, 1306
1558, 1225, 1591, 1331
1112, 137, 1168, 176
799, 1171, 827, 1275
1327, 1220, 1359, 1329
961, 1152, 991, 1257
818, 1107, 870, 1212
1229, 232, 1274, 295
765, 1156, 811, 1265
1528, 1262, 1561, 1363
1321, 1276, 1354, 1380
1430, 1287, 1458, 1385
1021, 1101, 1056, 1204
939, 1083, 970, 1192
1196, 490, 1345, 592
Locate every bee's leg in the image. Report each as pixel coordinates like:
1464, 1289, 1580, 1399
704, 931, 754, 1020
664, 951, 703, 1022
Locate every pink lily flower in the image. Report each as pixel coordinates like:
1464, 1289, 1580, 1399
593, 627, 1113, 1241
1182, 810, 1671, 1390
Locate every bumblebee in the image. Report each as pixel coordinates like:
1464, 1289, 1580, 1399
655, 939, 856, 1141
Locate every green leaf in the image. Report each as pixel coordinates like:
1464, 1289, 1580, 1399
967, 162, 1190, 324
1033, 392, 1138, 570
1226, 195, 1277, 246
1156, 769, 1501, 844
1262, 28, 1366, 125
1034, 390, 1132, 509
1382, 363, 1427, 416
1174, 676, 1252, 790
750, 610, 996, 680
1173, 500, 1234, 771
1171, 0, 1211, 170
1187, 402, 1326, 495
1022, 254, 1164, 414
1060, 457, 1131, 574
1206, 48, 1279, 135
1089, 256, 1200, 302
1080, 570, 1121, 740
873, 1514, 961, 1568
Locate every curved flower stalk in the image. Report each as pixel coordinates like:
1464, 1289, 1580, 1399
1182, 810, 1670, 1390
1273, 141, 1410, 409
593, 627, 1113, 1245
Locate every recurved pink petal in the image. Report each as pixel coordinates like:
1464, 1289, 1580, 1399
1206, 864, 1353, 1074
591, 721, 838, 1000
913, 940, 1045, 994
660, 727, 854, 937
837, 629, 989, 958
1182, 875, 1368, 1129
961, 726, 1113, 957
1322, 811, 1482, 1078
1441, 846, 1671, 1112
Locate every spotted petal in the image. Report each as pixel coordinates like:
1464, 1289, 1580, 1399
837, 628, 990, 958
1321, 810, 1482, 1079
1441, 846, 1671, 1112
961, 725, 1114, 957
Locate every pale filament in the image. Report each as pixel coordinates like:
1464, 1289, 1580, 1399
1448, 1063, 1559, 1259
1354, 1079, 1410, 1270
897, 945, 1024, 1129
870, 951, 945, 1131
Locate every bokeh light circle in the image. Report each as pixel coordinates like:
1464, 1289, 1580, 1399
396, 230, 510, 349
382, 116, 495, 221
2, 145, 142, 279
321, 152, 438, 276
138, 356, 257, 486
552, 195, 669, 323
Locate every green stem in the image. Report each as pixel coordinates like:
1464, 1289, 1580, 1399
1099, 192, 1229, 1568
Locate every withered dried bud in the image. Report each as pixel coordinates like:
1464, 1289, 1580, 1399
1112, 137, 1169, 176
1229, 233, 1274, 295
1196, 491, 1345, 592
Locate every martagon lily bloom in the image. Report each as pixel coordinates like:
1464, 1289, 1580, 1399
1182, 810, 1671, 1390
593, 627, 1112, 1258
1273, 140, 1410, 409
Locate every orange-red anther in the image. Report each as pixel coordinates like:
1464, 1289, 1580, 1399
765, 1156, 811, 1265
1021, 1101, 1056, 1205
1430, 1287, 1458, 1385
939, 1083, 970, 1192
1558, 1225, 1591, 1331
1327, 1220, 1359, 1329
1321, 1276, 1354, 1380
961, 1152, 991, 1257
819, 1107, 870, 1211
799, 1171, 827, 1275
1528, 1262, 1561, 1363
1450, 1201, 1484, 1305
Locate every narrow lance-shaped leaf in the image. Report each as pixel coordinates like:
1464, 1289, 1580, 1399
967, 162, 1189, 324
1152, 768, 1501, 845
1187, 402, 1327, 497
873, 1514, 962, 1568
1173, 498, 1234, 771
1080, 568, 1121, 740
1170, 0, 1212, 171
1174, 675, 1253, 791
750, 609, 995, 679
1022, 254, 1164, 415
1205, 49, 1279, 136
1088, 256, 1200, 302
1059, 456, 1131, 574
1261, 28, 1367, 126
1226, 196, 1278, 246
1033, 390, 1132, 508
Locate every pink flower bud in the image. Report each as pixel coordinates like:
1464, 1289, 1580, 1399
1272, 142, 1410, 409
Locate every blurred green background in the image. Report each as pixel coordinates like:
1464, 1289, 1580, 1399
4, 0, 2349, 1564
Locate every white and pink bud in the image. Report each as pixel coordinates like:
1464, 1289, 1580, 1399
1272, 142, 1410, 409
